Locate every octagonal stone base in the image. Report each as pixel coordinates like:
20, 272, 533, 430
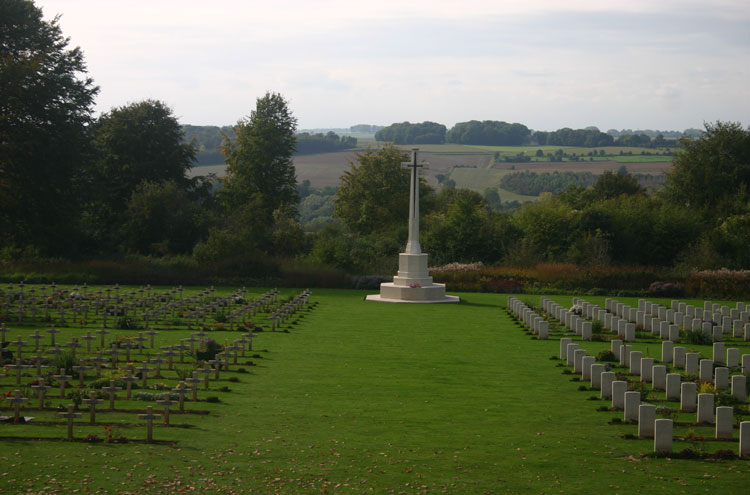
366, 282, 460, 304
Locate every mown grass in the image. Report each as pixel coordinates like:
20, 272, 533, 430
2, 289, 748, 494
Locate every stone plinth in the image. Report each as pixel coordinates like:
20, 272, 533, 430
367, 253, 459, 304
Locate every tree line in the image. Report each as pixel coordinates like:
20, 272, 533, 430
375, 121, 688, 147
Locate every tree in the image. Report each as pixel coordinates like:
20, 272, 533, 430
122, 180, 207, 255
92, 100, 195, 203
664, 121, 750, 218
591, 170, 644, 200
334, 144, 434, 236
0, 0, 98, 255
88, 99, 196, 250
221, 92, 298, 214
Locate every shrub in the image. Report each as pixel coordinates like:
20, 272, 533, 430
648, 281, 685, 298
683, 329, 712, 345
596, 350, 617, 362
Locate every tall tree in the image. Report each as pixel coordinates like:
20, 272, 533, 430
0, 0, 98, 255
221, 92, 298, 214
664, 121, 750, 218
88, 99, 196, 250
334, 144, 434, 236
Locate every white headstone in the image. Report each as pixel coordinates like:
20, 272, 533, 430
624, 391, 641, 421
654, 419, 673, 454
638, 403, 656, 438
697, 393, 715, 424
652, 365, 667, 391
681, 382, 697, 412
716, 406, 734, 440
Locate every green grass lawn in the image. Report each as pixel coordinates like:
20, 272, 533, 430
1, 289, 748, 494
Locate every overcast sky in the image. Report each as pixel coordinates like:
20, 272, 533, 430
38, 0, 749, 131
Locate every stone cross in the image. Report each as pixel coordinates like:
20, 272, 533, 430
31, 379, 51, 408
0, 323, 8, 343
47, 326, 60, 346
121, 368, 137, 399
172, 381, 188, 412
72, 364, 93, 386
156, 398, 176, 425
30, 330, 43, 351
90, 351, 107, 377
186, 372, 201, 401
401, 148, 428, 254
135, 362, 153, 388
107, 343, 121, 365
198, 364, 213, 389
11, 336, 27, 360
145, 329, 159, 348
138, 406, 161, 443
6, 390, 29, 422
58, 404, 81, 440
29, 350, 44, 376
81, 332, 95, 353
52, 368, 72, 398
150, 353, 166, 378
6, 358, 28, 386
161, 346, 177, 370
82, 391, 103, 424
96, 327, 109, 347
101, 380, 122, 410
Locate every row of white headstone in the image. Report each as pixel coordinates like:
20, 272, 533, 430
507, 297, 549, 339
606, 298, 750, 342
509, 295, 750, 456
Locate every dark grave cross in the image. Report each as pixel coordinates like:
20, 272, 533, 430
81, 331, 96, 353
82, 391, 103, 424
90, 351, 107, 377
149, 353, 166, 378
12, 336, 27, 360
47, 326, 60, 346
29, 350, 44, 376
226, 344, 241, 364
174, 340, 190, 364
122, 341, 133, 362
72, 364, 93, 387
186, 372, 201, 401
121, 368, 137, 400
7, 358, 28, 386
53, 368, 72, 398
107, 344, 121, 365
135, 362, 153, 388
184, 335, 198, 354
134, 332, 147, 353
139, 406, 161, 443
96, 327, 109, 347
155, 398, 176, 425
160, 346, 177, 370
31, 379, 51, 408
47, 344, 63, 361
145, 329, 159, 348
198, 364, 212, 389
66, 338, 81, 359
235, 337, 247, 357
0, 323, 8, 343
101, 380, 122, 410
58, 404, 81, 440
6, 390, 29, 422
30, 330, 43, 351
172, 381, 188, 412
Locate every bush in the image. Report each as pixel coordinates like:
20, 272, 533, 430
683, 329, 712, 345
648, 281, 685, 298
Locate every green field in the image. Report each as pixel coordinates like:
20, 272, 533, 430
1, 288, 748, 494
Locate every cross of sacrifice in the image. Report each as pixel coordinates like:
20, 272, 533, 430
401, 149, 429, 255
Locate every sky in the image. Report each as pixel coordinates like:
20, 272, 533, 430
37, 0, 750, 131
